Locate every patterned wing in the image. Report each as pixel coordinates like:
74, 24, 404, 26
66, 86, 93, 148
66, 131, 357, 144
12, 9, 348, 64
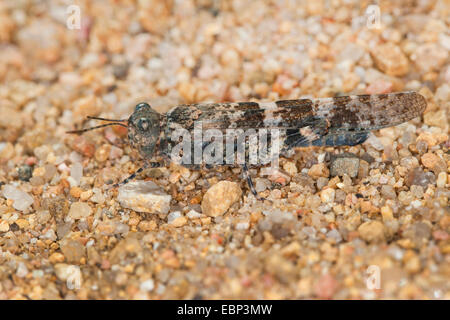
164, 91, 426, 149
282, 91, 426, 148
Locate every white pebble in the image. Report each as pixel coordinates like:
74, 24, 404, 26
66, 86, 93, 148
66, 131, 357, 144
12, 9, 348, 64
70, 162, 83, 186
90, 188, 105, 204
411, 200, 422, 208
186, 210, 201, 219
320, 188, 335, 203
40, 229, 57, 241
326, 229, 342, 243
16, 262, 28, 278
235, 221, 250, 230
2, 184, 34, 212
68, 202, 92, 219
118, 181, 171, 214
436, 172, 447, 188
167, 211, 181, 223
140, 279, 155, 292
54, 264, 82, 290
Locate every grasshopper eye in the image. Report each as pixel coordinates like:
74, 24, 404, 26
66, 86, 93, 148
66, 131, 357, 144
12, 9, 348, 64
137, 118, 149, 131
135, 102, 150, 112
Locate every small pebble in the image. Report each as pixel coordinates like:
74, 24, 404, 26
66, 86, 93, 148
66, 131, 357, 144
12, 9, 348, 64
201, 181, 242, 217
70, 162, 83, 187
118, 180, 171, 214
326, 229, 342, 243
412, 43, 449, 72
54, 264, 82, 289
68, 202, 92, 219
381, 206, 394, 221
0, 220, 9, 232
405, 222, 431, 246
18, 165, 32, 181
140, 279, 155, 292
436, 172, 447, 188
381, 185, 396, 199
330, 154, 360, 178
170, 216, 187, 227
60, 239, 86, 264
80, 190, 93, 201
358, 220, 386, 243
16, 262, 28, 278
308, 163, 329, 178
371, 43, 409, 76
167, 211, 181, 223
421, 153, 446, 174
95, 144, 111, 162
2, 184, 34, 212
255, 178, 271, 192
406, 167, 436, 187
320, 188, 335, 203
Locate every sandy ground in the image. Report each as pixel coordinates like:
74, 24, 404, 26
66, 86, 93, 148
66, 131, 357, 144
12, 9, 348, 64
0, 0, 449, 299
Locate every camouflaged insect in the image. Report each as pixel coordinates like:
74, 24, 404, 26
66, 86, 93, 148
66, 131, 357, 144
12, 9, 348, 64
68, 91, 426, 198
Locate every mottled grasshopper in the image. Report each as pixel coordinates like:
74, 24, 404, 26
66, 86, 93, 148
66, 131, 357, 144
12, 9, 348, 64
68, 92, 426, 198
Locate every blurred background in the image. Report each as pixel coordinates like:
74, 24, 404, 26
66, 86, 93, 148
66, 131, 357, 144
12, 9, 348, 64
0, 0, 448, 300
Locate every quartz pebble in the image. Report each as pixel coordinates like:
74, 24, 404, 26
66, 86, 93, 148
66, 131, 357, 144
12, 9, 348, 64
69, 162, 83, 187
90, 188, 105, 204
2, 184, 34, 212
254, 178, 271, 192
326, 229, 342, 243
140, 279, 155, 292
436, 172, 447, 188
118, 181, 171, 214
16, 262, 28, 278
320, 188, 335, 203
201, 181, 242, 217
170, 216, 187, 227
54, 264, 82, 289
406, 167, 435, 187
424, 110, 448, 129
68, 202, 92, 219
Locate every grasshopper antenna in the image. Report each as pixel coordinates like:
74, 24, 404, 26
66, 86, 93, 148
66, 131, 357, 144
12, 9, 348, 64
86, 116, 127, 122
66, 116, 128, 134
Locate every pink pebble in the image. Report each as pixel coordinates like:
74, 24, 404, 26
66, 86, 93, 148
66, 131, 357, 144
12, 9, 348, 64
366, 80, 393, 94
433, 230, 449, 241
25, 157, 37, 166
109, 145, 123, 160
314, 274, 338, 299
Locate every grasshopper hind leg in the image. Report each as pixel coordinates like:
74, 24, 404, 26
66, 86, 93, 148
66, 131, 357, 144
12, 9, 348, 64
111, 161, 163, 188
242, 163, 269, 202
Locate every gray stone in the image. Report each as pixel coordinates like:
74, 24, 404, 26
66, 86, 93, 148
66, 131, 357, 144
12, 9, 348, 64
406, 167, 436, 187
330, 153, 360, 178
18, 165, 32, 181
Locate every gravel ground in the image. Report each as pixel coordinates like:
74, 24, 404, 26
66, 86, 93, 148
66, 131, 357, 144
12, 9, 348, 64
0, 0, 449, 299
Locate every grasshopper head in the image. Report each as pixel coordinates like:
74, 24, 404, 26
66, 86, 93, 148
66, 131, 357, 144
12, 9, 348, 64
127, 103, 161, 159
